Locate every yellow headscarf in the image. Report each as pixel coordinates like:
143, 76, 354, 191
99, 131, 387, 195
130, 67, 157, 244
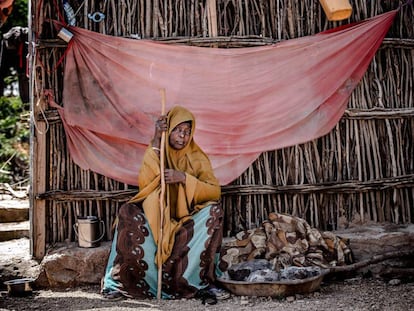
129, 106, 221, 266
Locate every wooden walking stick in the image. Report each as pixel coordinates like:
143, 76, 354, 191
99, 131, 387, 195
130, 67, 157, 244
157, 88, 167, 300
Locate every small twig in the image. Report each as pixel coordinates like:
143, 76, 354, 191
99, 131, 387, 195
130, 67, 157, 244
0, 151, 18, 171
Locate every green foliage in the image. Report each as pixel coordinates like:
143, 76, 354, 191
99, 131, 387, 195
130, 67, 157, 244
4, 74, 18, 85
0, 96, 29, 183
0, 1, 30, 184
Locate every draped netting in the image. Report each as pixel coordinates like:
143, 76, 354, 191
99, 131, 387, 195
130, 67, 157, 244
56, 9, 397, 185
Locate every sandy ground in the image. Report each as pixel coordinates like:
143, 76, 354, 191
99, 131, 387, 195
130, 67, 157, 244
0, 238, 413, 311
1, 196, 413, 311
0, 277, 413, 311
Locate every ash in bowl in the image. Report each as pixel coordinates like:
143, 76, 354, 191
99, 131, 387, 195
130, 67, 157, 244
222, 259, 323, 282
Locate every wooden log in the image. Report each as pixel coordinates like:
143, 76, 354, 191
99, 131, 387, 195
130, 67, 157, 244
328, 249, 414, 275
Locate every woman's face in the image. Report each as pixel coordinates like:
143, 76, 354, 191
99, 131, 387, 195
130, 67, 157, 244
169, 121, 192, 150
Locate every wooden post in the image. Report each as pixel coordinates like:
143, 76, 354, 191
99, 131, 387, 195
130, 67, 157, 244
207, 0, 218, 37
31, 95, 47, 259
28, 4, 47, 259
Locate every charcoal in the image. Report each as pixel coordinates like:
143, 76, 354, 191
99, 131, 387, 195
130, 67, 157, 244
228, 259, 273, 281
226, 259, 322, 282
280, 266, 321, 280
228, 268, 251, 281
247, 269, 280, 282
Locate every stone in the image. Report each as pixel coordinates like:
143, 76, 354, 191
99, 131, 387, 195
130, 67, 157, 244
335, 223, 414, 261
36, 241, 111, 288
388, 279, 401, 286
286, 295, 295, 302
334, 223, 414, 277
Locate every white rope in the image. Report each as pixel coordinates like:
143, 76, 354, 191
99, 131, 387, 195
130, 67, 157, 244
31, 60, 49, 135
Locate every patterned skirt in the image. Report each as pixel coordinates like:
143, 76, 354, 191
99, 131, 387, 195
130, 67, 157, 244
101, 202, 224, 299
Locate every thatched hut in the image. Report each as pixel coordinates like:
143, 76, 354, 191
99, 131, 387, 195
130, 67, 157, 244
29, 0, 413, 260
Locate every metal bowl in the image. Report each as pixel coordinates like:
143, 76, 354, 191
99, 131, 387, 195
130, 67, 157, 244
218, 269, 329, 298
4, 278, 35, 296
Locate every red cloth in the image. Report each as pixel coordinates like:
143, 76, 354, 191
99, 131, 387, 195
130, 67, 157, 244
57, 10, 397, 185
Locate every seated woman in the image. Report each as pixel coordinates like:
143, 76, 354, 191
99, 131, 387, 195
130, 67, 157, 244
101, 106, 229, 301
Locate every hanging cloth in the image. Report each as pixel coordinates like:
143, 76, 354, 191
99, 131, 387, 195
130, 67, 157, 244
56, 9, 398, 185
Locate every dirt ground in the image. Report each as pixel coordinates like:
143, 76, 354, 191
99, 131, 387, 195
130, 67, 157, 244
1, 196, 413, 310
0, 276, 413, 311
1, 238, 413, 311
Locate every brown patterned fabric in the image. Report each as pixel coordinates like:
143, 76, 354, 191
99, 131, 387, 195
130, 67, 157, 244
220, 212, 353, 272
113, 203, 152, 298
103, 202, 224, 299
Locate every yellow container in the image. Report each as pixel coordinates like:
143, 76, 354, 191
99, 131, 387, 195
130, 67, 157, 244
319, 0, 352, 21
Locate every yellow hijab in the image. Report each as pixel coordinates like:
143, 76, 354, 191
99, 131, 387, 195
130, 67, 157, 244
129, 106, 221, 265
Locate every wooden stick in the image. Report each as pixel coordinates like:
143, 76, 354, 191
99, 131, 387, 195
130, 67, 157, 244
328, 249, 414, 275
157, 88, 167, 300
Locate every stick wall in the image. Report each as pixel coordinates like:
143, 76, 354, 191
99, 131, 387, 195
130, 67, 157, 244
30, 0, 414, 258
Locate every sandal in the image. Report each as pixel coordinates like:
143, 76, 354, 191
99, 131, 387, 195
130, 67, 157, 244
196, 289, 217, 305
207, 286, 231, 300
101, 290, 125, 301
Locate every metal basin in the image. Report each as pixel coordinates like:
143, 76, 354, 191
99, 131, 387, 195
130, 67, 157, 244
218, 269, 329, 297
4, 278, 34, 296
